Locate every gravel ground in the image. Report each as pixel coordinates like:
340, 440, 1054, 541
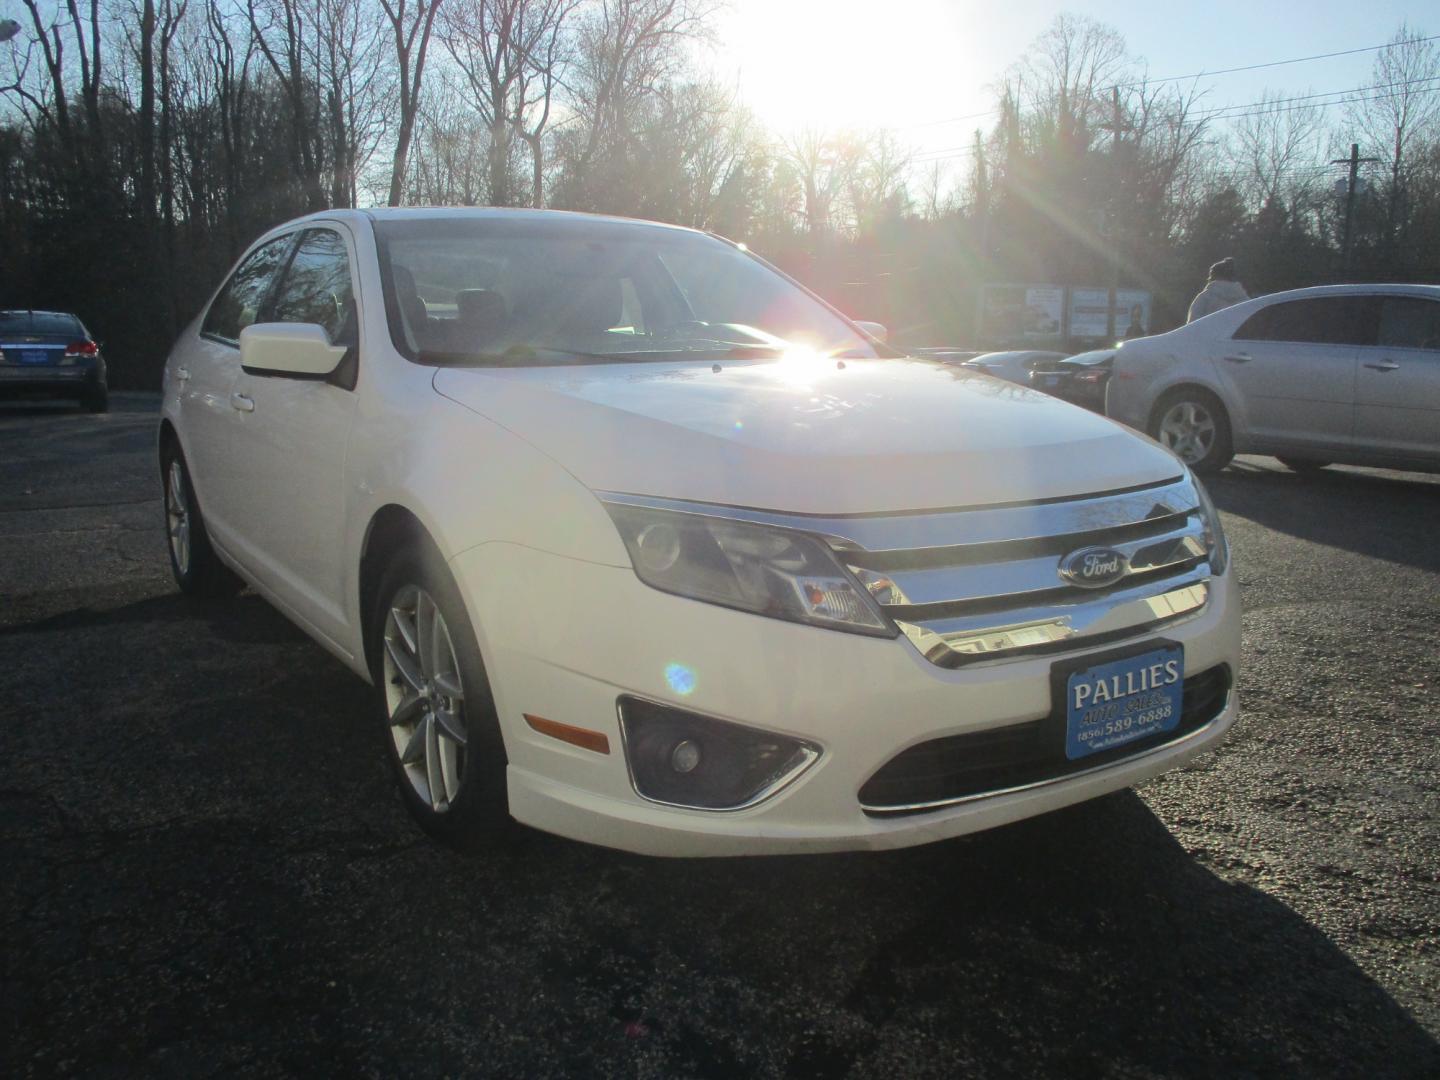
1, 394, 1437, 1078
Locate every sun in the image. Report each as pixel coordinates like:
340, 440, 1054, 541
707, 0, 988, 142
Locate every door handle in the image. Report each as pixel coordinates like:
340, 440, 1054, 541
231, 393, 255, 412
175, 366, 191, 381
1223, 353, 1252, 364
1363, 360, 1400, 372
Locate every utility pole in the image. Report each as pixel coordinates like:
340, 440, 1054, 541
1331, 143, 1380, 278
1099, 87, 1134, 342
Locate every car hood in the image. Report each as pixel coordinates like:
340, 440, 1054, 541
432, 356, 1181, 514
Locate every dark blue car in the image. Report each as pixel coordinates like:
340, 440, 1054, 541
0, 310, 109, 412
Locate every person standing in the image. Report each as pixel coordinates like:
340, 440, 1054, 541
1187, 258, 1249, 323
1123, 303, 1147, 339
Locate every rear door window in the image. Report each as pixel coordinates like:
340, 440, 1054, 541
1233, 297, 1377, 346
202, 235, 295, 345
1377, 297, 1440, 351
268, 229, 357, 345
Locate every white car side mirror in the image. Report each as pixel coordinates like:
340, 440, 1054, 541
240, 322, 349, 379
854, 320, 888, 343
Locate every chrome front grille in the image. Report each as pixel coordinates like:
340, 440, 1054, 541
825, 475, 1212, 665
599, 475, 1213, 665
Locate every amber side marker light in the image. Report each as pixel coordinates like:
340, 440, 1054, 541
524, 714, 611, 755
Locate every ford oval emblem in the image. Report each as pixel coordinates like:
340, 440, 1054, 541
1059, 546, 1130, 589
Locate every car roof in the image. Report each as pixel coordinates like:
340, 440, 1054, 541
277, 206, 706, 237
967, 350, 1067, 361
1248, 283, 1440, 303
1, 309, 81, 318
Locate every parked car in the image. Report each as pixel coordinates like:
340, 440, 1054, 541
159, 208, 1238, 856
0, 309, 108, 411
1029, 348, 1116, 412
912, 347, 985, 365
1106, 284, 1440, 474
963, 349, 1071, 385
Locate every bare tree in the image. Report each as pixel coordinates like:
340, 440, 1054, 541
1014, 13, 1130, 157
9, 0, 107, 158
311, 0, 391, 207
381, 0, 443, 206
1344, 24, 1440, 234
781, 128, 844, 239
246, 0, 327, 209
564, 0, 711, 179
1234, 90, 1324, 211
510, 0, 576, 207
441, 0, 576, 207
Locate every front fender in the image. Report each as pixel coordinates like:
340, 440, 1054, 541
341, 390, 631, 662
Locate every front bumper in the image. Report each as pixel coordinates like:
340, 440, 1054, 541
451, 542, 1241, 857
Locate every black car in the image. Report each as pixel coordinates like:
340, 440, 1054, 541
1027, 348, 1115, 412
0, 310, 108, 412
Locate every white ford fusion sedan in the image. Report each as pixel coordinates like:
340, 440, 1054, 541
159, 208, 1240, 856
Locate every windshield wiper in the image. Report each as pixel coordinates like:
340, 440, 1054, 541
418, 343, 787, 367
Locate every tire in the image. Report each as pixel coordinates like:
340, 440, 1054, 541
81, 385, 108, 413
369, 544, 510, 850
1149, 388, 1233, 474
161, 443, 241, 597
1277, 456, 1330, 472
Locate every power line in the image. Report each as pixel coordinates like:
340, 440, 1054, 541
1196, 74, 1440, 120
908, 83, 1440, 165
898, 33, 1440, 132
1121, 34, 1440, 89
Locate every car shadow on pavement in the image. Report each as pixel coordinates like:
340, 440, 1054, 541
4, 587, 1438, 1077
1208, 458, 1440, 574
490, 796, 1440, 1077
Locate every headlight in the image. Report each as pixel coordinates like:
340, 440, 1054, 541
1189, 470, 1229, 576
602, 501, 895, 637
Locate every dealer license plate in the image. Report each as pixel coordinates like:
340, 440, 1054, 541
1064, 645, 1183, 760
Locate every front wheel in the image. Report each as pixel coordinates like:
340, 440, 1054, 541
1150, 390, 1233, 474
162, 446, 240, 597
371, 547, 510, 849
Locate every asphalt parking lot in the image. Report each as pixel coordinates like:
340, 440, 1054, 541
2, 394, 1437, 1078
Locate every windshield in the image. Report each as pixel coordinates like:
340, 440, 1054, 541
373, 217, 883, 366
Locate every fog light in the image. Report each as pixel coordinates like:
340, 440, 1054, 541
671, 739, 701, 773
618, 696, 819, 810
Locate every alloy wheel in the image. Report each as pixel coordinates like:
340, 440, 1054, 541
166, 459, 191, 576
1158, 400, 1216, 465
382, 585, 468, 812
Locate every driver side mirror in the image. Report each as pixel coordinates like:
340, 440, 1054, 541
240, 322, 348, 379
854, 320, 888, 343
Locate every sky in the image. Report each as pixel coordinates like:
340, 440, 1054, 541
707, 0, 1438, 179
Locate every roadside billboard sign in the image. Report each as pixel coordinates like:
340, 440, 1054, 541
978, 284, 1065, 345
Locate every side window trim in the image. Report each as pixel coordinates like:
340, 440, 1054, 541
1232, 296, 1378, 347
199, 231, 300, 349
261, 225, 362, 392
264, 226, 360, 343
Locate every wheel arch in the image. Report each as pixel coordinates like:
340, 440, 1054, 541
358, 503, 441, 679
1146, 381, 1232, 437
157, 417, 180, 476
